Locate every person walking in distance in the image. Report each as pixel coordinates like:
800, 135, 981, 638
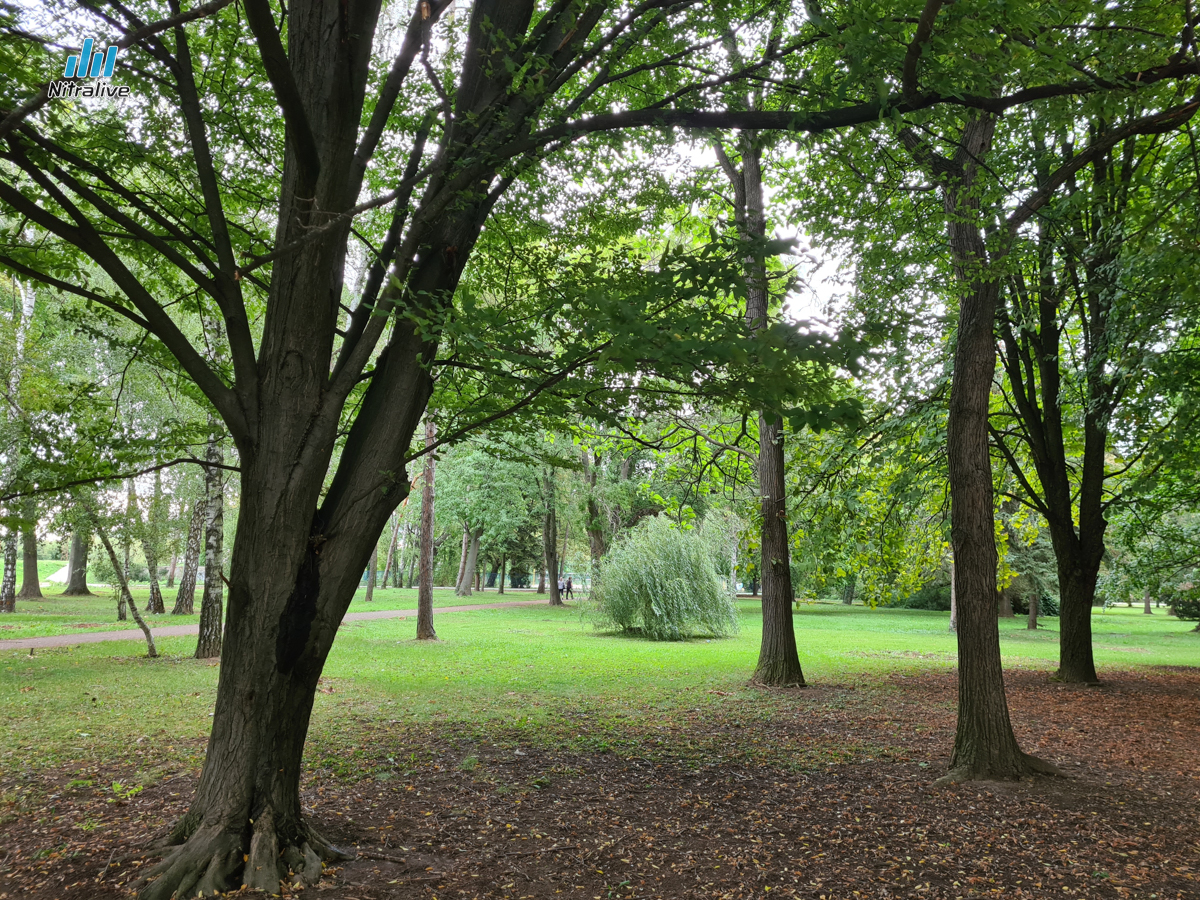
564, 576, 574, 601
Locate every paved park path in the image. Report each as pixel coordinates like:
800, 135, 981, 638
0, 599, 549, 651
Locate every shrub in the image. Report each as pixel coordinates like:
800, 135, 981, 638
901, 584, 951, 611
591, 516, 738, 640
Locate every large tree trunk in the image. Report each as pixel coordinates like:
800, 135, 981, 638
536, 568, 546, 594
173, 498, 204, 615
0, 529, 15, 613
948, 559, 957, 632
1053, 554, 1101, 683
931, 115, 1052, 781
456, 528, 482, 597
18, 501, 42, 599
752, 412, 805, 686
63, 530, 93, 596
1027, 593, 1039, 630
497, 554, 506, 595
417, 418, 438, 640
195, 427, 225, 659
167, 553, 178, 588
582, 449, 607, 573
997, 589, 1014, 618
1143, 588, 1152, 615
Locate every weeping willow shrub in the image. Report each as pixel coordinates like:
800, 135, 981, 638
591, 516, 738, 640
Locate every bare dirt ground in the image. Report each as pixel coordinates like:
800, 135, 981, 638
2, 668, 1197, 900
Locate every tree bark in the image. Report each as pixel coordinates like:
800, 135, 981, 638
841, 574, 856, 606
167, 553, 178, 588
1143, 588, 1152, 615
1027, 593, 1039, 630
498, 554, 506, 594
536, 568, 546, 594
18, 501, 42, 599
363, 544, 377, 603
949, 559, 957, 632
173, 498, 204, 615
380, 512, 400, 588
582, 449, 607, 573
997, 588, 1014, 618
63, 530, 93, 596
417, 417, 438, 640
1054, 558, 1100, 683
0, 529, 15, 613
195, 426, 225, 659
93, 518, 158, 658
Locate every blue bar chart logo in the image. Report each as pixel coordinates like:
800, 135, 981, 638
63, 39, 119, 78
49, 39, 130, 100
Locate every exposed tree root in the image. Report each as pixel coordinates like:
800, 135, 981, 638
136, 812, 351, 899
934, 751, 1064, 787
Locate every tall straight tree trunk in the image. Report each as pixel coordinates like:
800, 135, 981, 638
142, 470, 166, 614
581, 449, 606, 574
18, 500, 42, 599
380, 512, 400, 588
63, 530, 93, 596
997, 589, 1014, 618
1053, 558, 1100, 683
405, 545, 417, 589
906, 115, 1052, 781
195, 426, 225, 659
1027, 594, 1039, 629
456, 528, 482, 597
558, 521, 569, 578
172, 498, 204, 615
715, 133, 804, 687
417, 417, 437, 640
542, 469, 561, 606
363, 545, 378, 602
167, 553, 178, 588
536, 569, 546, 594
91, 516, 158, 658
498, 555, 506, 594
1143, 588, 1152, 615
0, 529, 16, 613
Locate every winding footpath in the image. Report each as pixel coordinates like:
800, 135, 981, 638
0, 598, 548, 651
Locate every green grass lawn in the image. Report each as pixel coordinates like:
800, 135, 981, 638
1, 600, 1194, 778
0, 584, 539, 639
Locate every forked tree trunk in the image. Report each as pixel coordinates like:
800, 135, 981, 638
1027, 594, 1039, 630
454, 526, 470, 591
417, 418, 438, 640
195, 429, 225, 659
173, 499, 204, 615
0, 529, 16, 613
63, 530, 93, 596
18, 502, 42, 599
363, 545, 377, 602
456, 528, 482, 597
